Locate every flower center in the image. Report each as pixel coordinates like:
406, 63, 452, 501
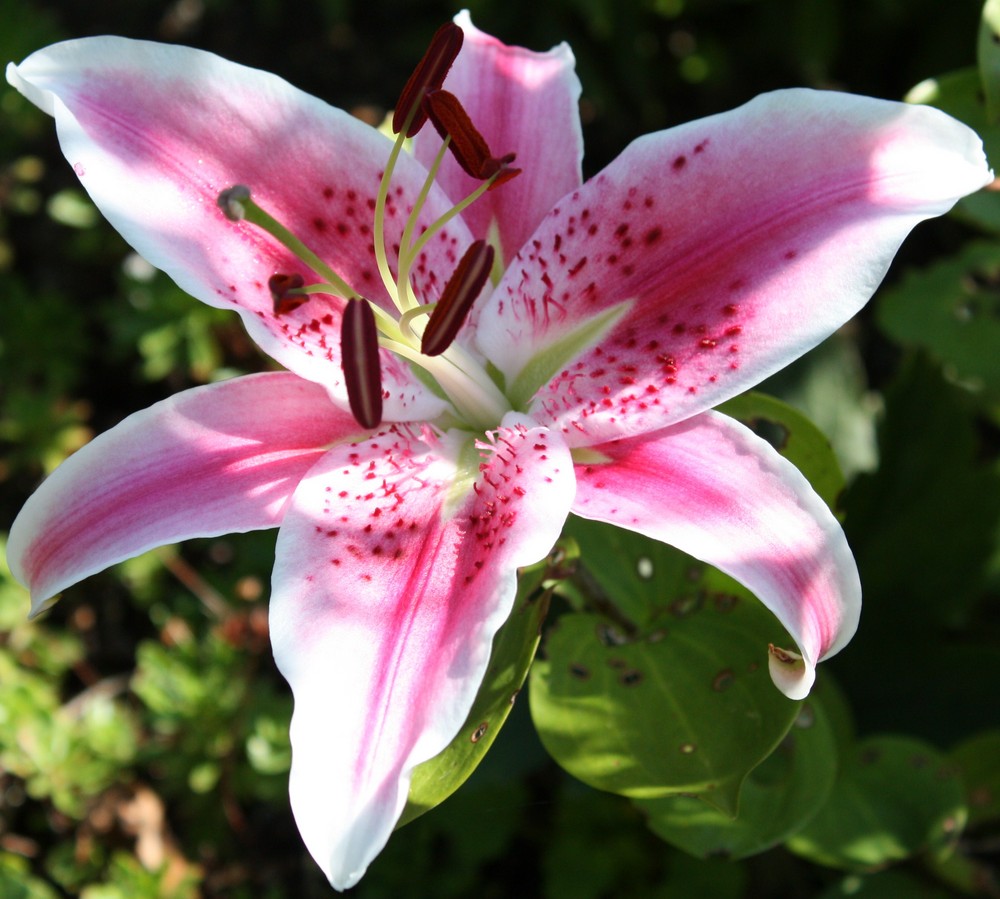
217, 23, 521, 432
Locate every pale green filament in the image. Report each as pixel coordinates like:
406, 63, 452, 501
223, 109, 516, 430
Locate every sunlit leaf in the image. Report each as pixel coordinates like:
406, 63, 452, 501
979, 0, 1000, 122
787, 735, 965, 871
637, 692, 838, 858
532, 529, 800, 811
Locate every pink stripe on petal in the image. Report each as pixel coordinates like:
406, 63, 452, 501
477, 89, 990, 446
8, 373, 359, 611
413, 11, 583, 267
6, 39, 466, 422
572, 410, 861, 700
269, 414, 574, 889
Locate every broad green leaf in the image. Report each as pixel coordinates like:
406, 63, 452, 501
399, 545, 572, 826
878, 241, 1000, 406
951, 728, 1000, 827
786, 735, 966, 871
636, 692, 838, 859
531, 538, 800, 811
719, 391, 845, 511
906, 69, 1000, 233
980, 0, 1000, 122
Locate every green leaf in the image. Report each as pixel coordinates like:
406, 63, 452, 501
786, 735, 966, 871
951, 728, 1000, 828
718, 391, 845, 511
979, 0, 1000, 123
636, 691, 838, 859
878, 241, 1000, 407
837, 357, 1000, 738
530, 535, 800, 810
398, 545, 573, 826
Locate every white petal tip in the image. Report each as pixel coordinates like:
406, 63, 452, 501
767, 643, 815, 701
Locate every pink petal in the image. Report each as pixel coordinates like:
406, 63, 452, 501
412, 11, 583, 266
572, 410, 861, 700
476, 89, 991, 447
8, 373, 359, 613
268, 414, 575, 888
6, 39, 471, 422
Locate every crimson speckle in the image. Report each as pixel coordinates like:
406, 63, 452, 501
644, 227, 663, 245
672, 155, 687, 171
784, 249, 798, 259
699, 338, 718, 349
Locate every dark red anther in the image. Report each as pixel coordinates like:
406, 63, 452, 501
341, 299, 383, 429
392, 22, 464, 138
423, 90, 521, 190
422, 240, 495, 356
269, 273, 308, 316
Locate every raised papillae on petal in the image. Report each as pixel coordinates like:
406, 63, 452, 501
269, 415, 575, 888
421, 240, 495, 356
475, 89, 991, 447
392, 21, 464, 137
572, 410, 861, 700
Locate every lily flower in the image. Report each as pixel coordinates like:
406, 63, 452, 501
5, 12, 990, 890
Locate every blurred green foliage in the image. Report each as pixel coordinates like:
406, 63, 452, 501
2, 0, 999, 896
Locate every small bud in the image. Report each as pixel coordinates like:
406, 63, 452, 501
423, 90, 521, 189
422, 240, 495, 356
268, 273, 308, 316
217, 185, 251, 221
393, 22, 464, 138
341, 299, 383, 429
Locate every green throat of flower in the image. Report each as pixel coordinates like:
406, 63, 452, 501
217, 22, 520, 433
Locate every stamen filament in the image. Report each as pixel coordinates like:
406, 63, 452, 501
408, 177, 494, 262
373, 128, 411, 305
395, 137, 452, 312
221, 187, 360, 302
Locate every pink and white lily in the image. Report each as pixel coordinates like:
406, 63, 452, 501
5, 12, 990, 890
